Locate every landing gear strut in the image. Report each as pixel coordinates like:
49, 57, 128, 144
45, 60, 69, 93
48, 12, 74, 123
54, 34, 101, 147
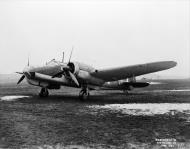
123, 90, 129, 95
39, 87, 49, 97
79, 87, 89, 101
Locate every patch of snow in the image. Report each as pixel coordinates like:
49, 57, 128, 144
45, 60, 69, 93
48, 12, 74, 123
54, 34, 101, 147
88, 103, 190, 116
149, 82, 164, 85
0, 95, 30, 101
141, 89, 190, 93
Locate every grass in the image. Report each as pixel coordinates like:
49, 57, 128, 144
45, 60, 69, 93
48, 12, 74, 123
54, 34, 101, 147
0, 79, 190, 148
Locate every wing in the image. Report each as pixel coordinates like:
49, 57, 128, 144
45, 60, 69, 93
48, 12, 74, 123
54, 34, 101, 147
91, 61, 177, 81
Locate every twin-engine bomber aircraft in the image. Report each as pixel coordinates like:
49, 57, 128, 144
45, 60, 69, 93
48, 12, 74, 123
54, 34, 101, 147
17, 52, 177, 100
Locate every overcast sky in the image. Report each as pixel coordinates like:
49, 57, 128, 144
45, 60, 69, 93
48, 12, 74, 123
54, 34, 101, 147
0, 0, 189, 78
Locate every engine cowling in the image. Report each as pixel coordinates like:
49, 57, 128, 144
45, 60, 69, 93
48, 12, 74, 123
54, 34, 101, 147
68, 62, 96, 75
68, 62, 80, 75
68, 62, 104, 85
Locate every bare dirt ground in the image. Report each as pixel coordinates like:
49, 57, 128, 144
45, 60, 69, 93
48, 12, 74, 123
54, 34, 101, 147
0, 79, 190, 149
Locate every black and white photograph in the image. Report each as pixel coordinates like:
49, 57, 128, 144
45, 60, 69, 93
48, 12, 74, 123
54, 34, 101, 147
0, 0, 189, 148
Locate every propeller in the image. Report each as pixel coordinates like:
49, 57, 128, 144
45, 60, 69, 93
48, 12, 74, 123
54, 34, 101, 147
68, 71, 79, 86
52, 70, 65, 78
17, 74, 25, 84
62, 52, 64, 63
52, 48, 79, 87
28, 56, 29, 66
16, 72, 23, 75
68, 46, 73, 63
16, 54, 30, 85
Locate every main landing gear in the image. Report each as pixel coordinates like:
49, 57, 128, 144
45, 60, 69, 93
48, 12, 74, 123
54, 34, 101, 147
39, 87, 49, 97
123, 90, 129, 94
79, 87, 90, 101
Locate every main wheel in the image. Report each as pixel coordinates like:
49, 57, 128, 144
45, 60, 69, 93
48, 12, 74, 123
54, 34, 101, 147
79, 90, 89, 101
39, 88, 49, 97
123, 90, 129, 95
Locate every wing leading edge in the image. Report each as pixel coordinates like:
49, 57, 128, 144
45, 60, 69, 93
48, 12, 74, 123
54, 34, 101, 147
91, 61, 177, 81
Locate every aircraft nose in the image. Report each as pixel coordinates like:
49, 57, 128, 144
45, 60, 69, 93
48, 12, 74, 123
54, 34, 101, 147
23, 66, 35, 78
23, 66, 30, 73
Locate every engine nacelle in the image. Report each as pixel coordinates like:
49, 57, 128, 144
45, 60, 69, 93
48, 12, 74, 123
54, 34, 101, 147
68, 62, 96, 75
67, 62, 104, 85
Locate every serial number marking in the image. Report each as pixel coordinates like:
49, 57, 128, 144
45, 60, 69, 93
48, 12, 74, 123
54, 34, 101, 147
155, 138, 186, 148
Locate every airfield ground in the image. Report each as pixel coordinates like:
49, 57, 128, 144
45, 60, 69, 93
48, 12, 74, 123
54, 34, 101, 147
0, 79, 190, 149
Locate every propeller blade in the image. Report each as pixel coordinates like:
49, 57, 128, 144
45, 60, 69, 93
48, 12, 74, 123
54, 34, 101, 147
52, 66, 79, 86
62, 52, 64, 63
52, 71, 64, 78
17, 75, 25, 84
52, 64, 72, 78
16, 72, 23, 75
63, 66, 72, 71
68, 46, 74, 63
68, 71, 79, 86
28, 53, 30, 66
